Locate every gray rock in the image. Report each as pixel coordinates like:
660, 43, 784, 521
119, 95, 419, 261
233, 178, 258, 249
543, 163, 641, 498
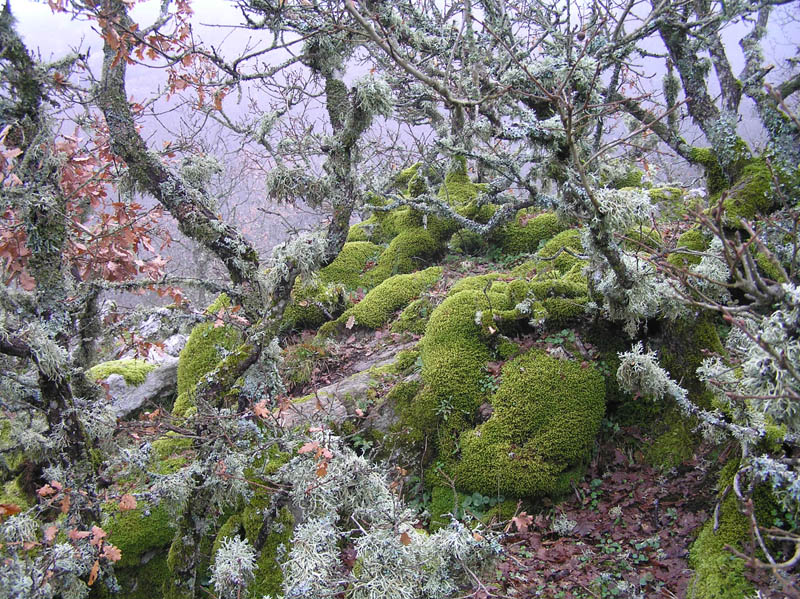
101, 356, 179, 418
277, 341, 415, 429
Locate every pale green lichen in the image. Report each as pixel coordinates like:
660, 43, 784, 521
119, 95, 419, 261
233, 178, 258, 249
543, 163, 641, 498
89, 359, 156, 386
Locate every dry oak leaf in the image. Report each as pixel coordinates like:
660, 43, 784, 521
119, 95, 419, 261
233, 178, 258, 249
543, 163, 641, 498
118, 494, 137, 512
44, 526, 58, 544
90, 526, 107, 547
87, 560, 99, 586
511, 511, 534, 533
68, 529, 92, 541
101, 544, 122, 562
0, 504, 21, 519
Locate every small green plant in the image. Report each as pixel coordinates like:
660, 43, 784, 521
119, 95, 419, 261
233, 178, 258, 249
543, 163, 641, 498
478, 372, 499, 394
544, 328, 576, 345
460, 491, 506, 519
589, 478, 603, 510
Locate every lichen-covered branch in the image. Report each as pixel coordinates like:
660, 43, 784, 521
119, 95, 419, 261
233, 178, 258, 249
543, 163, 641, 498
97, 1, 264, 313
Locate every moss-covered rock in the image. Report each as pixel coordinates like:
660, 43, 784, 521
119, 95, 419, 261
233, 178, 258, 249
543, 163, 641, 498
391, 297, 435, 335
1, 477, 31, 509
608, 167, 645, 190
363, 228, 442, 286
720, 159, 774, 228
115, 552, 170, 599
668, 228, 709, 269
455, 350, 605, 498
328, 267, 441, 331
174, 296, 242, 417
686, 459, 778, 599
491, 211, 566, 255
536, 229, 585, 275
689, 145, 749, 197
449, 229, 488, 255
623, 226, 662, 252
89, 359, 156, 386
106, 503, 175, 569
319, 241, 383, 289
177, 323, 241, 398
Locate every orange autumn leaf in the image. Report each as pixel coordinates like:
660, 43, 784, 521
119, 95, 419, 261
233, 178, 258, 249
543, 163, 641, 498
101, 544, 122, 562
60, 493, 70, 514
316, 461, 328, 477
87, 560, 99, 586
400, 532, 412, 546
0, 504, 21, 519
118, 494, 137, 511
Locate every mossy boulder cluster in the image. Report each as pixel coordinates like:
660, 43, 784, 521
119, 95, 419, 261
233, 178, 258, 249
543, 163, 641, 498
69, 153, 793, 599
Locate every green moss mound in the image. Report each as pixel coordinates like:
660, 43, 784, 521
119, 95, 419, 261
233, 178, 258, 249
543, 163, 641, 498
1, 478, 31, 509
490, 211, 565, 255
687, 459, 775, 599
176, 321, 241, 398
536, 229, 585, 274
668, 228, 708, 269
319, 241, 383, 288
106, 503, 174, 568
392, 297, 434, 335
608, 167, 645, 190
363, 227, 442, 286
89, 359, 156, 386
455, 350, 605, 498
116, 552, 169, 599
337, 267, 442, 330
